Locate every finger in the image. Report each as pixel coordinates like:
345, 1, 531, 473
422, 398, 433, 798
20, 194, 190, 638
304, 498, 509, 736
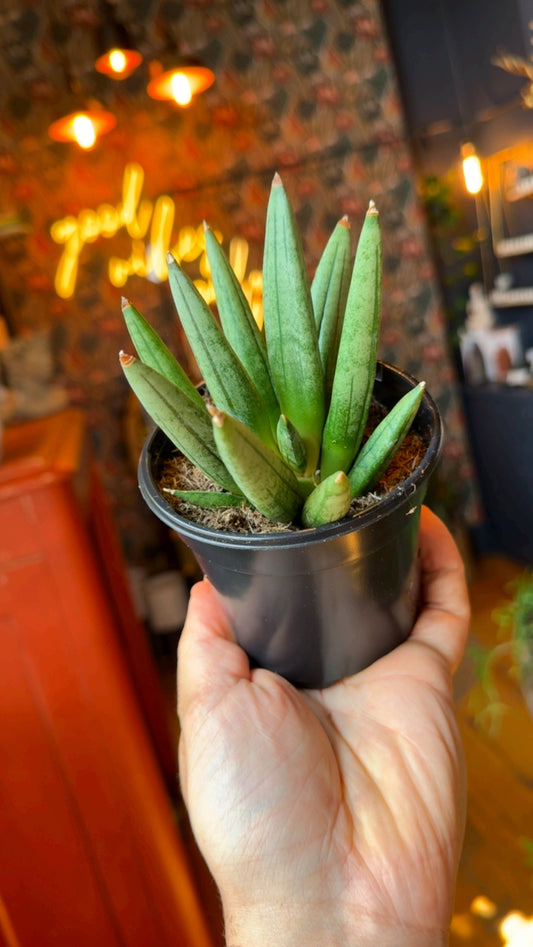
409, 506, 470, 672
177, 578, 251, 723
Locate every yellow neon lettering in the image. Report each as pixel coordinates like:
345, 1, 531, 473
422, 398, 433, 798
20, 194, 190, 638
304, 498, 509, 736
194, 279, 216, 305
147, 196, 175, 282
51, 163, 260, 306
78, 209, 101, 243
97, 203, 120, 237
109, 256, 131, 288
121, 163, 142, 226
229, 236, 249, 282
50, 215, 78, 244
175, 225, 200, 263
55, 230, 81, 299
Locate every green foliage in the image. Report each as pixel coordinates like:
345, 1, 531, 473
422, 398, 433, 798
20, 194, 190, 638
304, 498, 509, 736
420, 174, 483, 347
467, 571, 533, 732
120, 175, 425, 527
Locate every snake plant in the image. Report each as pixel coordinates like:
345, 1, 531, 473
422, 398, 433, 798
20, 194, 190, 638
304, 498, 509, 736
119, 173, 425, 528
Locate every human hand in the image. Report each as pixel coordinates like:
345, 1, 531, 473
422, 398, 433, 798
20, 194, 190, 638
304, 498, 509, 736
177, 507, 470, 946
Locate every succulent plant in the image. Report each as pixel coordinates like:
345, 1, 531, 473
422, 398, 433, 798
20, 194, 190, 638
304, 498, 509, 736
119, 173, 425, 529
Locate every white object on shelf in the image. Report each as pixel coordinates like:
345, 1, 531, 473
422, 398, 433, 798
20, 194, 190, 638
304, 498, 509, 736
459, 325, 523, 385
489, 286, 533, 307
506, 174, 533, 201
506, 367, 531, 386
495, 233, 533, 257
465, 283, 495, 330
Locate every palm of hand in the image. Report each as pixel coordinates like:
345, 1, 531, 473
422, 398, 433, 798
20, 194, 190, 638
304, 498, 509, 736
179, 621, 463, 934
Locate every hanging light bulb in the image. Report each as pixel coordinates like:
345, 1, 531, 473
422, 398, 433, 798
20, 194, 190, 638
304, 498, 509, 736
170, 72, 193, 106
72, 115, 96, 149
48, 107, 116, 149
94, 1, 142, 79
95, 46, 142, 79
461, 143, 484, 195
147, 58, 214, 106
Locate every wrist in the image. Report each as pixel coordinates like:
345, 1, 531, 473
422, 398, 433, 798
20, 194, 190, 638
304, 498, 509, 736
223, 901, 449, 946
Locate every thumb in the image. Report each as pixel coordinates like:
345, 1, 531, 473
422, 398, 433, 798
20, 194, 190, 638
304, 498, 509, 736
409, 507, 470, 674
177, 578, 251, 723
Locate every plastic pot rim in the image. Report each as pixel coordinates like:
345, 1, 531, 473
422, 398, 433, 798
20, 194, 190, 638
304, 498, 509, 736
138, 361, 443, 551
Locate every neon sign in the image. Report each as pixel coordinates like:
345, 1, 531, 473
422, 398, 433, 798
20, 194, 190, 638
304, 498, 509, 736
50, 162, 263, 322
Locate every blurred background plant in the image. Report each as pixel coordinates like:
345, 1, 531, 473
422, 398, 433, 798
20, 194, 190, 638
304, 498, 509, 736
467, 569, 533, 733
420, 173, 486, 356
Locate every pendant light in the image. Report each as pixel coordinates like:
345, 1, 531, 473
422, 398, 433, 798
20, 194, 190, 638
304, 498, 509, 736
95, 46, 142, 79
48, 58, 116, 150
48, 106, 117, 149
461, 142, 484, 195
146, 58, 215, 107
94, 1, 142, 80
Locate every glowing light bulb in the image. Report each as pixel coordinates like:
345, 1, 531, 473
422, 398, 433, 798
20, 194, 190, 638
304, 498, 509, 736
499, 910, 533, 946
108, 49, 127, 74
461, 143, 484, 195
73, 115, 96, 149
170, 72, 192, 106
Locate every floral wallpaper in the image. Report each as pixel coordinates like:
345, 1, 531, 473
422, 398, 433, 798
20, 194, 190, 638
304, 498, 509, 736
0, 0, 481, 566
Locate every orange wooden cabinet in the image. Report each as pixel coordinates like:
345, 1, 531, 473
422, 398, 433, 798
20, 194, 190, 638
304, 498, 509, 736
0, 411, 214, 947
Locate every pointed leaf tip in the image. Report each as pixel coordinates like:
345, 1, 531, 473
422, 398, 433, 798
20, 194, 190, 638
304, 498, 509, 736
166, 250, 177, 264
272, 172, 282, 187
119, 351, 135, 367
367, 199, 378, 215
121, 296, 130, 309
339, 215, 350, 228
207, 403, 225, 426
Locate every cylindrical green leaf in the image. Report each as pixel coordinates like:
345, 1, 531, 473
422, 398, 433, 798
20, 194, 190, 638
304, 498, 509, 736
119, 352, 240, 494
320, 202, 382, 479
167, 252, 276, 450
301, 471, 351, 528
211, 407, 304, 524
163, 488, 246, 509
311, 217, 352, 402
348, 382, 425, 498
262, 174, 325, 473
121, 297, 204, 408
276, 413, 307, 474
204, 224, 280, 434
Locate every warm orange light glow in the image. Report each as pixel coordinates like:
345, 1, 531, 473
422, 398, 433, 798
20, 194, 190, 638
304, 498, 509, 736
109, 50, 127, 73
95, 47, 142, 79
499, 910, 533, 945
48, 109, 116, 148
50, 162, 261, 307
147, 64, 214, 104
73, 115, 96, 149
170, 72, 192, 106
461, 142, 484, 195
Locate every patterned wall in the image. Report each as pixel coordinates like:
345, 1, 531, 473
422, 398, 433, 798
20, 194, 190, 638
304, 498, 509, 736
0, 0, 481, 565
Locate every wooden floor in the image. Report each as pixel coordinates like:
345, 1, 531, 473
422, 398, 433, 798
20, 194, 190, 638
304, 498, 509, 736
452, 555, 533, 946
160, 552, 533, 947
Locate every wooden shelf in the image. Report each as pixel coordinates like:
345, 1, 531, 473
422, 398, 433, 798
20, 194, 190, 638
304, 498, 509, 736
495, 233, 533, 258
506, 173, 533, 201
488, 286, 533, 307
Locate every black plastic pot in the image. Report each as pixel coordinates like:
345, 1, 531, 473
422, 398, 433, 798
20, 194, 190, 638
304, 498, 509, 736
139, 362, 443, 688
